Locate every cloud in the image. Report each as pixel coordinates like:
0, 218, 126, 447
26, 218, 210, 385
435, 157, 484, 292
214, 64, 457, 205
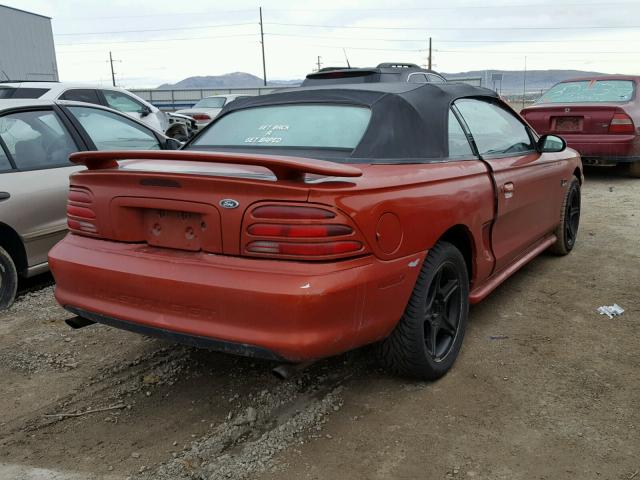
8, 0, 640, 87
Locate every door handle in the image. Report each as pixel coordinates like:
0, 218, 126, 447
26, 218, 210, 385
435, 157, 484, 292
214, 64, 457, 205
0, 192, 9, 202
501, 182, 514, 199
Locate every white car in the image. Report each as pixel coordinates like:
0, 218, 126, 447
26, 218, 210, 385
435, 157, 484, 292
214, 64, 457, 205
175, 94, 253, 131
0, 81, 169, 133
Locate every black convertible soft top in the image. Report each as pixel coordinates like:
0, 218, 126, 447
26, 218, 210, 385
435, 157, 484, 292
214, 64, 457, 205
206, 82, 501, 160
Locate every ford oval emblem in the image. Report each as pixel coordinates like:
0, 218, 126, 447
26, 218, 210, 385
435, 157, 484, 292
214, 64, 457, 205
219, 199, 239, 209
564, 107, 571, 112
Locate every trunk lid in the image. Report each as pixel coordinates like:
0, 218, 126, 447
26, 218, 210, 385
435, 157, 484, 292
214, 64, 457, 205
522, 104, 624, 135
66, 151, 362, 256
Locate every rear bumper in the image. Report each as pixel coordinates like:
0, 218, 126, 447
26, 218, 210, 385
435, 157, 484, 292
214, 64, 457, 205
50, 235, 423, 361
560, 133, 640, 161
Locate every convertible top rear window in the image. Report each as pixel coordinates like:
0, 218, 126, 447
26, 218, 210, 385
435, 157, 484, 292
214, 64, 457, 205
538, 80, 634, 103
191, 105, 371, 150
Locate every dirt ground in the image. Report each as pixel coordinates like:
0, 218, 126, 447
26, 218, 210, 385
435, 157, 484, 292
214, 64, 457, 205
0, 167, 638, 480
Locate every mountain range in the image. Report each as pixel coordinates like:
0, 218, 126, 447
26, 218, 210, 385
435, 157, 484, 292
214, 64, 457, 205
158, 69, 610, 93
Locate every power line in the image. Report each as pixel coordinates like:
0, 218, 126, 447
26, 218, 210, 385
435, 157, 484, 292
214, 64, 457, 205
55, 33, 258, 47
55, 22, 255, 36
266, 1, 638, 11
265, 32, 639, 44
437, 49, 640, 54
267, 22, 640, 31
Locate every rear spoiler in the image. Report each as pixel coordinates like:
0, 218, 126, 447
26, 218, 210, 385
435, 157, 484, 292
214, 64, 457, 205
69, 150, 362, 182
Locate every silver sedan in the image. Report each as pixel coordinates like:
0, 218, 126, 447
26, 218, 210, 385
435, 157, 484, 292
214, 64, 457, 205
0, 99, 180, 309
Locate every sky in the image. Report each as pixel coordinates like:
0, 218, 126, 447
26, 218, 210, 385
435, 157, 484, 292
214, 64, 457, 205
7, 0, 640, 88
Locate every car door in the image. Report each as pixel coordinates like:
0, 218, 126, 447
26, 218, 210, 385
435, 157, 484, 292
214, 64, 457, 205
454, 98, 565, 271
0, 107, 84, 269
61, 104, 162, 151
99, 89, 163, 131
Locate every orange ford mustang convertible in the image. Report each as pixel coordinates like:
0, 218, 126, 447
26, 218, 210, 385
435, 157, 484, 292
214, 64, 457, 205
49, 83, 582, 379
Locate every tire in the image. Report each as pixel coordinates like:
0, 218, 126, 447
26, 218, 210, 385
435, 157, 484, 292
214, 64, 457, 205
549, 175, 581, 255
378, 241, 469, 380
0, 246, 18, 310
628, 161, 640, 178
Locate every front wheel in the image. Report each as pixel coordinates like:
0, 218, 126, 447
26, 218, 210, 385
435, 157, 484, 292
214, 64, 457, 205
378, 241, 469, 380
549, 175, 581, 255
0, 246, 18, 310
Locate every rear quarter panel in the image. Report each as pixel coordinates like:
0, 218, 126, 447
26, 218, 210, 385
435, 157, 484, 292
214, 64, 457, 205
309, 160, 496, 286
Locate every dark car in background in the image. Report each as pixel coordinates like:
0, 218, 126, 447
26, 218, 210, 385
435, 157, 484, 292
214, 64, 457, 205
521, 75, 640, 176
302, 62, 447, 86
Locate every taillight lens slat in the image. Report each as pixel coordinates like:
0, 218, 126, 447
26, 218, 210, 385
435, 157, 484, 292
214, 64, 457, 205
252, 205, 335, 220
247, 241, 362, 257
247, 223, 352, 238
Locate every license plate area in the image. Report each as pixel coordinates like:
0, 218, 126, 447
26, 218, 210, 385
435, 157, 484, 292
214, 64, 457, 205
552, 116, 582, 132
144, 209, 203, 251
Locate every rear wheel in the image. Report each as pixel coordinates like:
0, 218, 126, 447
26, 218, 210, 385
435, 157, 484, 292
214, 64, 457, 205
378, 242, 469, 380
628, 161, 640, 178
0, 246, 18, 310
549, 175, 581, 255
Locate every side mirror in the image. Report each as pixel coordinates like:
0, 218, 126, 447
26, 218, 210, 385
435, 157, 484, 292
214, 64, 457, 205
164, 137, 183, 150
538, 134, 566, 153
139, 105, 152, 117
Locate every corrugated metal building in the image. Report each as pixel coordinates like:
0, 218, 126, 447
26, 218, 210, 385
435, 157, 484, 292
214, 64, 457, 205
0, 4, 58, 81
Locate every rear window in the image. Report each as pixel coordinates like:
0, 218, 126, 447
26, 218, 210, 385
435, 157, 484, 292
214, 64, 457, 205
538, 80, 635, 104
192, 105, 371, 150
194, 97, 226, 108
0, 87, 50, 99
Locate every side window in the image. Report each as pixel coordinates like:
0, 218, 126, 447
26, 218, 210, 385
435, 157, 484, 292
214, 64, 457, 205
448, 111, 475, 158
60, 89, 101, 105
426, 74, 446, 84
102, 90, 144, 113
68, 106, 160, 150
454, 99, 533, 155
0, 111, 77, 170
407, 73, 427, 84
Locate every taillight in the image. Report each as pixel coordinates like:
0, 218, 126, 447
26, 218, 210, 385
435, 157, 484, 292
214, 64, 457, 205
67, 186, 99, 236
191, 113, 211, 121
243, 204, 366, 261
609, 113, 635, 134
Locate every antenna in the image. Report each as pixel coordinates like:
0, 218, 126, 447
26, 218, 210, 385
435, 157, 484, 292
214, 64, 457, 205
342, 48, 351, 68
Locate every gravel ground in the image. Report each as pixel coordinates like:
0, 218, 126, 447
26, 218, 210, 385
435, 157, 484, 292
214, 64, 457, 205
0, 166, 638, 479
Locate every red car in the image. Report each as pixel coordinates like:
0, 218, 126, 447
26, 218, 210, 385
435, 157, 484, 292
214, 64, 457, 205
49, 83, 583, 380
522, 75, 640, 177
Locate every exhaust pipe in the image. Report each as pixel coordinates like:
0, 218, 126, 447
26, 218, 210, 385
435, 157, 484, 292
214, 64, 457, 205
272, 361, 315, 380
65, 316, 96, 329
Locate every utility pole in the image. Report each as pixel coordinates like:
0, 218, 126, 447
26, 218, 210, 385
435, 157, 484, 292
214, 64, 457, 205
259, 7, 267, 86
428, 37, 432, 70
316, 55, 322, 72
522, 56, 527, 109
109, 51, 116, 87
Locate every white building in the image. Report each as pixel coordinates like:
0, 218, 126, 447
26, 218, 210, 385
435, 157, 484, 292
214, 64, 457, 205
0, 4, 58, 81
